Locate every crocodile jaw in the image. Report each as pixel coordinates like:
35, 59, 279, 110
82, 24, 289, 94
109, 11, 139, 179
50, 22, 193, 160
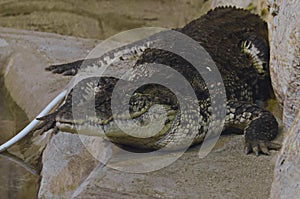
55, 105, 177, 149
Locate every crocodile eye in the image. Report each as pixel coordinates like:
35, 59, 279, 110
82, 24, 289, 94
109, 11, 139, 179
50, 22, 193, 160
241, 40, 253, 50
262, 63, 267, 70
247, 41, 252, 48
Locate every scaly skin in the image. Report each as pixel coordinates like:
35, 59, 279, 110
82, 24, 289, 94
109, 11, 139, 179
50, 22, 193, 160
37, 7, 281, 155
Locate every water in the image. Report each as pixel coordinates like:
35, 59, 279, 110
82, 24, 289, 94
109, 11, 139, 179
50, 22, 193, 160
0, 75, 39, 199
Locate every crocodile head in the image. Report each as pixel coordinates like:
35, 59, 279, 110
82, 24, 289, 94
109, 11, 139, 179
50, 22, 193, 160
39, 76, 195, 150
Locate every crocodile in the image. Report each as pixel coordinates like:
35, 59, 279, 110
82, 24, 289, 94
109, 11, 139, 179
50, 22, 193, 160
37, 6, 281, 155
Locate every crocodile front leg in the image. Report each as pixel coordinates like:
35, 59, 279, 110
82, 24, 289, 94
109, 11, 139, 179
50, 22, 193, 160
225, 100, 281, 155
46, 38, 155, 76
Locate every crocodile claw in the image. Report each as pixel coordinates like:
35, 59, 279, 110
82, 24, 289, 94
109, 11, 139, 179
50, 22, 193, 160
244, 139, 281, 156
46, 59, 83, 76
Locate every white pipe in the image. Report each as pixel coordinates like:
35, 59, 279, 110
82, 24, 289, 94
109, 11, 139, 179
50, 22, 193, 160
0, 89, 68, 153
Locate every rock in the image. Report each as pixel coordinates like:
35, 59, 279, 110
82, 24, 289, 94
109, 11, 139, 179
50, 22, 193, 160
0, 0, 211, 40
271, 111, 300, 199
268, 0, 300, 198
268, 0, 300, 130
210, 0, 256, 8
0, 27, 97, 120
40, 135, 277, 199
210, 0, 268, 17
0, 0, 271, 41
38, 133, 110, 199
0, 153, 40, 199
0, 27, 97, 165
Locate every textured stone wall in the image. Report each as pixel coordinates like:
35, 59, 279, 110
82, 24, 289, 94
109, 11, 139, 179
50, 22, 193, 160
269, 0, 300, 198
268, 0, 300, 130
271, 111, 300, 198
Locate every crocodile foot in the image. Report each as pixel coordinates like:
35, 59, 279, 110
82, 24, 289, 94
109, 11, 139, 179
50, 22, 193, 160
46, 59, 84, 76
225, 101, 280, 156
244, 140, 281, 156
243, 111, 281, 156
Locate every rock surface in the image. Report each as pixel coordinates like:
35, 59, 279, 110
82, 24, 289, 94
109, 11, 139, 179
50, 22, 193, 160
0, 152, 40, 199
268, 0, 300, 130
39, 133, 109, 199
210, 0, 266, 10
268, 0, 300, 198
40, 132, 278, 199
0, 0, 268, 40
0, 27, 96, 120
0, 0, 211, 40
271, 111, 300, 199
0, 27, 97, 165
